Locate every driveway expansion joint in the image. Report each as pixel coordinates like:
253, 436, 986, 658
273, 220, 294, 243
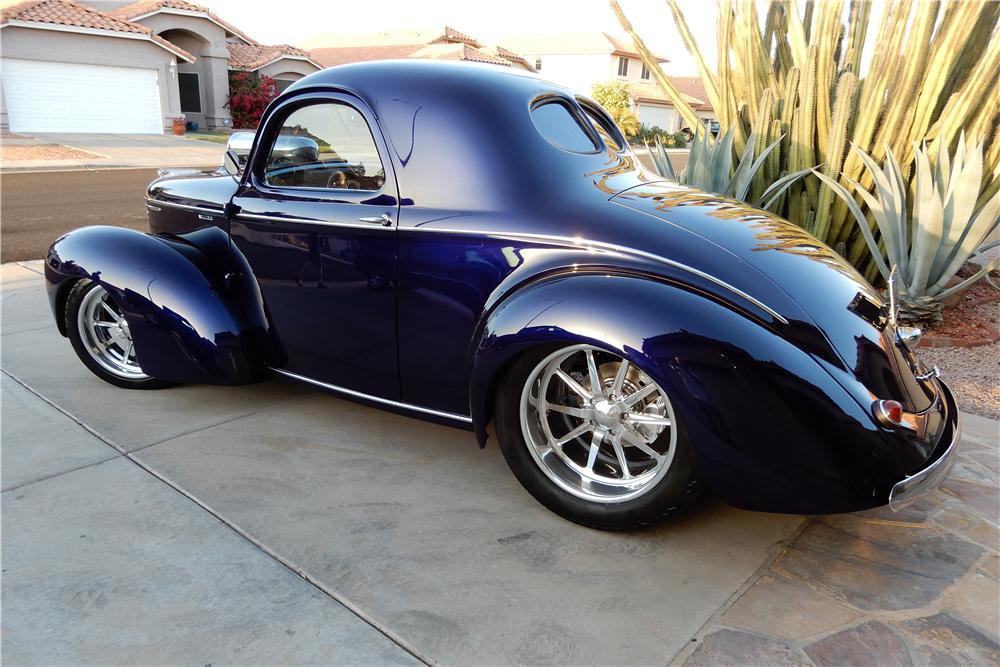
1, 368, 434, 667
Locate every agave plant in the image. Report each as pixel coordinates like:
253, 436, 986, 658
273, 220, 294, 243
646, 126, 811, 211
814, 136, 1000, 322
611, 0, 1000, 280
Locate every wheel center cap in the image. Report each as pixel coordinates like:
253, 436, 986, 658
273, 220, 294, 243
593, 399, 622, 429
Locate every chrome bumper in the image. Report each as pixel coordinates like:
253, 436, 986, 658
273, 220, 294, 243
888, 383, 960, 511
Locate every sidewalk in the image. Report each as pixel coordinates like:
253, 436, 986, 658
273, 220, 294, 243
2, 260, 997, 665
1, 133, 226, 172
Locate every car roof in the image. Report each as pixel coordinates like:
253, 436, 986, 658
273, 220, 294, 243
278, 60, 646, 211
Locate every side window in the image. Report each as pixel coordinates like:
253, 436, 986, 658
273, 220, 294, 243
263, 102, 385, 191
530, 100, 598, 153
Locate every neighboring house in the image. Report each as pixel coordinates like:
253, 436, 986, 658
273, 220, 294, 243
309, 26, 534, 71
0, 0, 322, 134
501, 32, 716, 132
226, 43, 321, 93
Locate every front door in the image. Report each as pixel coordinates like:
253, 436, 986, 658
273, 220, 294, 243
230, 93, 399, 399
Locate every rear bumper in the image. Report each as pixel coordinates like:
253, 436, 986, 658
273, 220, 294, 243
888, 380, 960, 511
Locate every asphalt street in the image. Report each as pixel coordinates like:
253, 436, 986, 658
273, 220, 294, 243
1, 169, 159, 263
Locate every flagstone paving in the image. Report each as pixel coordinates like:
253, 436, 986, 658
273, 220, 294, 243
677, 412, 1000, 666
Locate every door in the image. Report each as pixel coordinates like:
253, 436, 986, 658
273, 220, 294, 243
2, 59, 162, 134
229, 94, 400, 399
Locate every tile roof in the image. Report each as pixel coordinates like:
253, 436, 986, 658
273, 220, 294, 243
1, 0, 195, 61
500, 32, 668, 63
310, 42, 524, 69
667, 76, 713, 110
410, 43, 511, 67
629, 81, 706, 109
310, 44, 426, 68
107, 0, 256, 45
227, 42, 317, 70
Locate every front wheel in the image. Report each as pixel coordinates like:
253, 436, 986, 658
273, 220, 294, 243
495, 344, 701, 530
65, 280, 172, 390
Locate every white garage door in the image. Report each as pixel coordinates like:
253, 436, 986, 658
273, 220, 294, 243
3, 59, 163, 134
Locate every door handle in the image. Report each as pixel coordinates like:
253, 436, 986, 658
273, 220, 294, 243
357, 213, 392, 227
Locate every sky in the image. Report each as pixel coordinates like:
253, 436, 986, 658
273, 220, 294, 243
174, 0, 721, 76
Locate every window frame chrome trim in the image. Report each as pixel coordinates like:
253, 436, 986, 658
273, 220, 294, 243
271, 368, 473, 424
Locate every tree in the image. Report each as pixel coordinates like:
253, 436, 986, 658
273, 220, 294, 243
592, 81, 640, 140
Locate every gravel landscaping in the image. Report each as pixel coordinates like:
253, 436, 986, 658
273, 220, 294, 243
920, 338, 1000, 420
0, 144, 101, 162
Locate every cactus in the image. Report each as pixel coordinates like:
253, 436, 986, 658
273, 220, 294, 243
815, 136, 1000, 322
611, 0, 1000, 280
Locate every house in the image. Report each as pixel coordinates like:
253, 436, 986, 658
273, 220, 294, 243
308, 26, 534, 72
501, 32, 716, 132
0, 0, 322, 134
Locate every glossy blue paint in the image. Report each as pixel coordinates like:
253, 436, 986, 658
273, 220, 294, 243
46, 225, 273, 384
48, 60, 957, 514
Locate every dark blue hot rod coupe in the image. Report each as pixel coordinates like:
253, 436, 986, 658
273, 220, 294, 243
46, 61, 959, 529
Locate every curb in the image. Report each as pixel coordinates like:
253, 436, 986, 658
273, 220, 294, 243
1, 164, 216, 174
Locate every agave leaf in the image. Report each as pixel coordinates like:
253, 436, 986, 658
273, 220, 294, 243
813, 169, 891, 280
930, 186, 1000, 293
907, 142, 944, 294
644, 137, 676, 180
935, 256, 1000, 300
725, 129, 761, 198
849, 145, 907, 273
756, 167, 814, 211
733, 135, 785, 201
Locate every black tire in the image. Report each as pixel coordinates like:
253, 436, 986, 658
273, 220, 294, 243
65, 280, 173, 390
495, 346, 702, 530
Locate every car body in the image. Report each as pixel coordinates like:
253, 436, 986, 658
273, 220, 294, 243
45, 60, 959, 528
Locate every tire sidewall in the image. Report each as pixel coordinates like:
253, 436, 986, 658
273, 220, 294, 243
65, 280, 171, 390
495, 345, 701, 530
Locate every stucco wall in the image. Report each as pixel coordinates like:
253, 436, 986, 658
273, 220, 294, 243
0, 26, 179, 131
258, 58, 321, 82
133, 13, 233, 128
525, 53, 609, 97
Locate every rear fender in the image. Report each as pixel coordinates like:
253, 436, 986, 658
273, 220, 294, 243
46, 225, 275, 385
470, 273, 905, 514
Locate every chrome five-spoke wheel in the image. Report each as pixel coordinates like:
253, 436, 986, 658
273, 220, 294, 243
519, 345, 677, 503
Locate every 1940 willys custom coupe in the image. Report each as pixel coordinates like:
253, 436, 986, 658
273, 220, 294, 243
46, 61, 959, 529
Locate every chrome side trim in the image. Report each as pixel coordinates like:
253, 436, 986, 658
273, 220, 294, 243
145, 198, 223, 215
270, 368, 473, 424
236, 212, 396, 232
403, 226, 790, 324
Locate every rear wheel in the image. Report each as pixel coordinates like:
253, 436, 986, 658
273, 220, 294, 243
495, 344, 701, 530
65, 280, 172, 390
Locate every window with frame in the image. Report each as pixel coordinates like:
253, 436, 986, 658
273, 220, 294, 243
641, 63, 651, 80
535, 57, 542, 71
263, 102, 386, 191
531, 100, 598, 153
617, 56, 629, 77
178, 72, 201, 113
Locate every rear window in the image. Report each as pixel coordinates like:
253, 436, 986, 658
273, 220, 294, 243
530, 100, 598, 153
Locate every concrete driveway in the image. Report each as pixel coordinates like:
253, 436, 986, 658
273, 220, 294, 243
2, 260, 997, 665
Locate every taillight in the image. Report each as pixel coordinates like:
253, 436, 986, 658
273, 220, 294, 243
874, 399, 904, 427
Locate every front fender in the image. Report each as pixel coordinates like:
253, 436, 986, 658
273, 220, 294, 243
46, 225, 275, 385
470, 273, 906, 514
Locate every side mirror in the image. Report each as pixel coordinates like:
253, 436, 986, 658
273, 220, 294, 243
223, 149, 242, 178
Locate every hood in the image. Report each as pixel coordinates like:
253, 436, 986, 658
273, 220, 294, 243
610, 182, 933, 412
